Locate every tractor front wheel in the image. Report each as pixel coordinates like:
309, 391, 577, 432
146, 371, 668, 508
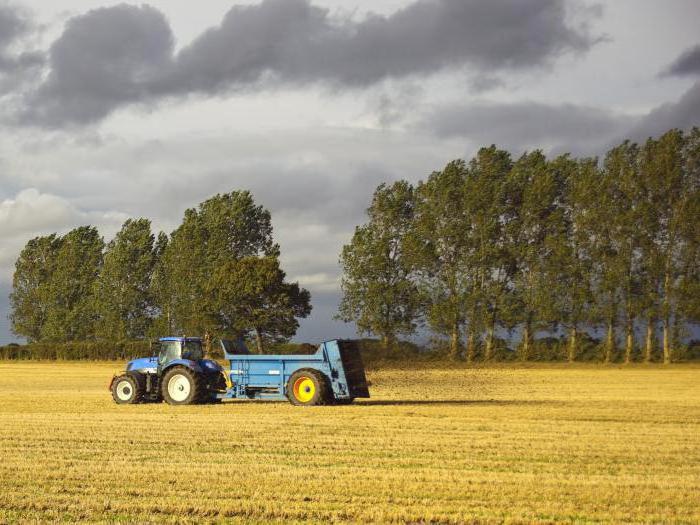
161, 367, 203, 405
111, 374, 145, 404
287, 369, 329, 406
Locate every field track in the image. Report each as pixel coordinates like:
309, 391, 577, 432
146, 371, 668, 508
0, 362, 698, 523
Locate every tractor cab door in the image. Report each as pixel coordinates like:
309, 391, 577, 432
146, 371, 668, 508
158, 340, 181, 369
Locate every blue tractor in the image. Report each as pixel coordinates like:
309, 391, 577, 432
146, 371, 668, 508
109, 337, 369, 406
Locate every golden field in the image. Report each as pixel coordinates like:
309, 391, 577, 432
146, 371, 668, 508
0, 362, 698, 524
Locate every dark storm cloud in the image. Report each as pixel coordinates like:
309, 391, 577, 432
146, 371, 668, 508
16, 0, 599, 127
168, 0, 596, 92
422, 101, 633, 155
21, 4, 174, 126
664, 44, 700, 77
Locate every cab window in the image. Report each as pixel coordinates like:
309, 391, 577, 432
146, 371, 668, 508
182, 340, 203, 361
159, 341, 180, 365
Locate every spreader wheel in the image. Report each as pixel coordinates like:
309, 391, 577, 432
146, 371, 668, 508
287, 369, 329, 406
161, 367, 203, 405
111, 374, 144, 404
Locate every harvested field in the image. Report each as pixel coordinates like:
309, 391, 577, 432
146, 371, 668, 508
0, 362, 698, 523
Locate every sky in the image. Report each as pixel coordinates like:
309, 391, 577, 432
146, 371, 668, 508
0, 0, 699, 345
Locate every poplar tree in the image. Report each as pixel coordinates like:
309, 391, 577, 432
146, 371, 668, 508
410, 161, 471, 359
465, 146, 514, 360
508, 152, 560, 360
337, 181, 420, 352
41, 226, 104, 341
640, 130, 688, 363
553, 156, 595, 362
10, 234, 63, 342
93, 219, 156, 340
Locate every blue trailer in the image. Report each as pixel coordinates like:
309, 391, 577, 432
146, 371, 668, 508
109, 337, 369, 406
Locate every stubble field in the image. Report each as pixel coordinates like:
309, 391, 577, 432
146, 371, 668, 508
0, 361, 698, 523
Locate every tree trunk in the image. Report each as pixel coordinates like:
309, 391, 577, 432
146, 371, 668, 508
568, 326, 578, 363
450, 321, 460, 360
381, 333, 396, 355
662, 317, 671, 364
466, 329, 475, 363
624, 316, 634, 364
663, 271, 671, 364
644, 318, 654, 363
605, 319, 615, 364
521, 318, 532, 361
484, 316, 495, 361
254, 328, 264, 354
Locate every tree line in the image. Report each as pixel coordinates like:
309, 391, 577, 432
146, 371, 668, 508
9, 191, 311, 353
338, 128, 700, 363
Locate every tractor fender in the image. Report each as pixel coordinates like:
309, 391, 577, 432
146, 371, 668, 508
162, 359, 205, 374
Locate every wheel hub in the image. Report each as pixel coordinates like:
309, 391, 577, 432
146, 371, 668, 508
116, 381, 133, 401
167, 374, 191, 402
293, 377, 315, 403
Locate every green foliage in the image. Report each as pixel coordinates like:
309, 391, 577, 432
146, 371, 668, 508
10, 234, 63, 342
206, 256, 311, 352
40, 226, 104, 342
338, 128, 699, 363
8, 190, 309, 351
338, 181, 420, 352
0, 340, 150, 360
93, 219, 156, 340
156, 190, 283, 337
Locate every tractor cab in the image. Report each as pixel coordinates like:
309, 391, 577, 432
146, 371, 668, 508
157, 337, 204, 366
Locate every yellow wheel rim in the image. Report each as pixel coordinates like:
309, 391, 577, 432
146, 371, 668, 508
293, 377, 315, 403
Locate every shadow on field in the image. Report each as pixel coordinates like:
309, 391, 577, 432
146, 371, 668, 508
358, 399, 556, 407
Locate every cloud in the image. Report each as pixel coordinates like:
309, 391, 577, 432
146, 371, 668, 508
16, 0, 600, 127
420, 100, 634, 155
21, 4, 174, 126
0, 2, 42, 92
0, 188, 128, 280
628, 82, 700, 141
663, 44, 700, 77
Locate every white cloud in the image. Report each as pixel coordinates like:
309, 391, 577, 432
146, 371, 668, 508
0, 188, 128, 280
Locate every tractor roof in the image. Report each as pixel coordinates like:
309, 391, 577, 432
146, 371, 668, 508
159, 336, 203, 342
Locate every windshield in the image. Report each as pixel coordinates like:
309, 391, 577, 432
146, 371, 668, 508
159, 341, 180, 365
182, 340, 203, 361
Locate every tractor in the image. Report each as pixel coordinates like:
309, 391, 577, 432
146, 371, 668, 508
109, 336, 369, 406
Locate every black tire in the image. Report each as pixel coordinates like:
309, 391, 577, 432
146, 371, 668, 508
286, 369, 330, 406
161, 367, 204, 405
111, 373, 145, 404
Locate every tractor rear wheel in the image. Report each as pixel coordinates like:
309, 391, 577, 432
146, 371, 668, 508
286, 369, 329, 406
161, 367, 204, 405
111, 374, 145, 404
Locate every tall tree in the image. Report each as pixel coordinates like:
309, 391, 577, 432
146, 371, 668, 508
553, 156, 595, 362
41, 226, 104, 342
594, 142, 646, 363
10, 234, 63, 342
338, 181, 420, 352
149, 231, 173, 336
94, 219, 156, 340
160, 191, 283, 337
410, 161, 471, 359
207, 256, 311, 352
509, 152, 561, 360
465, 146, 514, 361
640, 130, 689, 363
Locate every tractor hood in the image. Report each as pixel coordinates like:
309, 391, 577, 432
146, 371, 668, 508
127, 357, 158, 374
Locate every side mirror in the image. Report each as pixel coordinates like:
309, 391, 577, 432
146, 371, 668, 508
150, 340, 161, 358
